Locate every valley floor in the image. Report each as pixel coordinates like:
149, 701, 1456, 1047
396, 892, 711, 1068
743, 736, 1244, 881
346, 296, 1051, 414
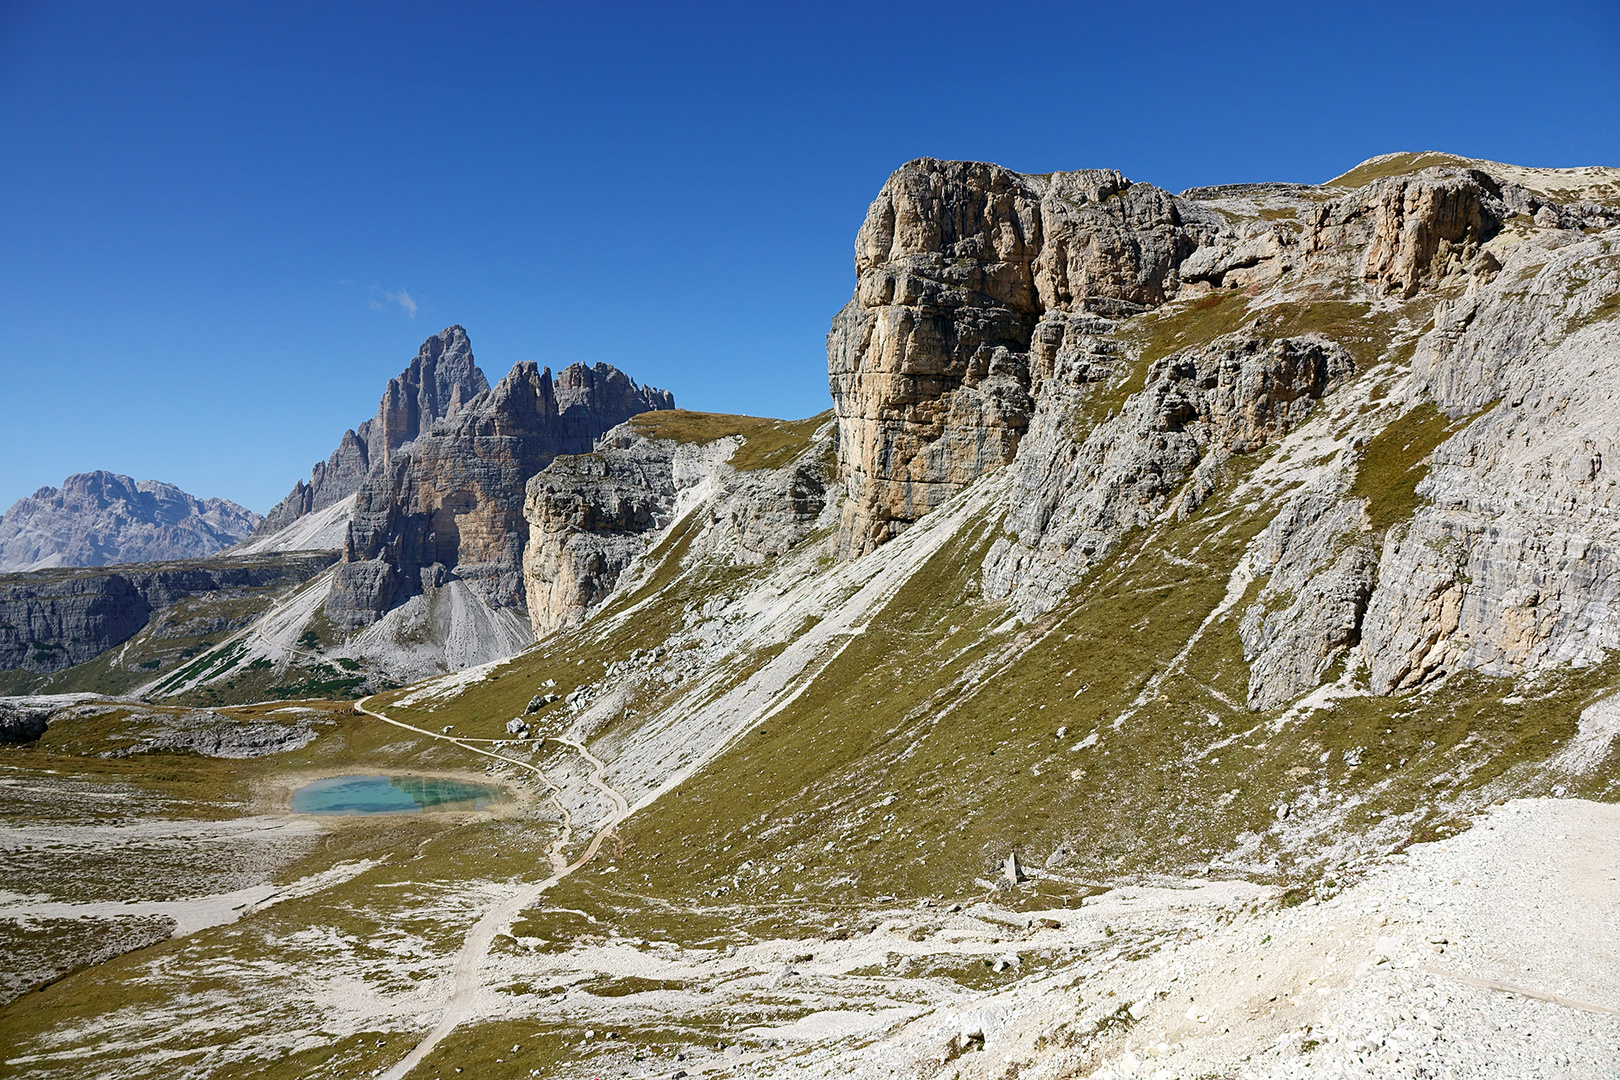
4, 736, 1614, 1080
385, 798, 1620, 1080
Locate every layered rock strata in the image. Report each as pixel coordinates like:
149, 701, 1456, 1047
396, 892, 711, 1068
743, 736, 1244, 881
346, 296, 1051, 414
521, 416, 834, 636
254, 326, 488, 536
827, 159, 1222, 557
0, 554, 338, 674
0, 473, 261, 572
982, 334, 1354, 618
829, 153, 1620, 708
327, 361, 674, 630
828, 158, 1613, 565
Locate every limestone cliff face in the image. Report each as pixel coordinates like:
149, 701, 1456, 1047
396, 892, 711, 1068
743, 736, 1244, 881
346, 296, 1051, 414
1360, 231, 1620, 693
826, 153, 1620, 711
254, 326, 488, 538
827, 159, 1222, 557
827, 161, 1551, 566
521, 416, 834, 637
1300, 169, 1507, 297
0, 473, 261, 572
0, 555, 336, 674
327, 361, 674, 630
981, 334, 1354, 618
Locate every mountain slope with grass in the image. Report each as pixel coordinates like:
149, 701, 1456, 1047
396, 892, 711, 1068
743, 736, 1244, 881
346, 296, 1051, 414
4, 151, 1620, 1080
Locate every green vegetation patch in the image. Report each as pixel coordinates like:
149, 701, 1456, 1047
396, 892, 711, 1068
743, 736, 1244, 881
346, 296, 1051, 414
1327, 152, 1475, 188
628, 409, 831, 471
1347, 401, 1459, 531
1130, 291, 1252, 365
402, 1018, 727, 1080
1249, 300, 1401, 369
1569, 291, 1620, 334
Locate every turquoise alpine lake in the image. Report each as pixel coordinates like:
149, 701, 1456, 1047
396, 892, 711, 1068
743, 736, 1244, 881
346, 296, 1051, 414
291, 774, 505, 815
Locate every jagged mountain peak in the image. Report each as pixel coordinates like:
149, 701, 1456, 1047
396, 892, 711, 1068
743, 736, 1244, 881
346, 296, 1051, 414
0, 471, 260, 571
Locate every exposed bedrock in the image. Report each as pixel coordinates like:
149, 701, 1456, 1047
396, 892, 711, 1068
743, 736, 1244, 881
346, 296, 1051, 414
0, 555, 339, 674
981, 335, 1355, 619
1302, 168, 1507, 297
327, 361, 674, 631
0, 472, 261, 572
1227, 229, 1620, 703
521, 420, 834, 637
255, 326, 488, 537
827, 158, 1219, 557
1238, 494, 1375, 711
1359, 244, 1620, 691
825, 159, 1521, 561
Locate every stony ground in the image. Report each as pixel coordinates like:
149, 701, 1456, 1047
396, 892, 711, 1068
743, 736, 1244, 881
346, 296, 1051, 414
352, 799, 1619, 1080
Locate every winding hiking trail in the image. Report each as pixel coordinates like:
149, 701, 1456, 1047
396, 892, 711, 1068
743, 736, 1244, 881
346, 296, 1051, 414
354, 695, 632, 1080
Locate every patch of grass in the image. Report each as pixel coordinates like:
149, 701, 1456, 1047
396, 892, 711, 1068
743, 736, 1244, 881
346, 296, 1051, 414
628, 409, 831, 471
1249, 300, 1404, 369
1129, 291, 1253, 365
1327, 152, 1474, 188
1570, 291, 1620, 334
1347, 402, 1457, 531
402, 1018, 722, 1080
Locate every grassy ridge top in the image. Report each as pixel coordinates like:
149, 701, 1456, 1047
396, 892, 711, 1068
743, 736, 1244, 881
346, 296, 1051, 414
628, 409, 832, 471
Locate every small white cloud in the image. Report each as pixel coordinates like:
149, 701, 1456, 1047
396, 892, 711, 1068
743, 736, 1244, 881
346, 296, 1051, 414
368, 285, 419, 317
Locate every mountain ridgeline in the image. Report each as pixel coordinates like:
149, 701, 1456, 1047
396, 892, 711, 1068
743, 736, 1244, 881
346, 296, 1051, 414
365, 149, 1620, 896
6, 151, 1620, 1080
0, 472, 260, 573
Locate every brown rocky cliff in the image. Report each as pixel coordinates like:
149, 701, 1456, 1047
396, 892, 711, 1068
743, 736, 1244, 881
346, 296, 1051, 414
827, 159, 1214, 557
253, 326, 488, 538
828, 158, 1534, 563
326, 361, 674, 630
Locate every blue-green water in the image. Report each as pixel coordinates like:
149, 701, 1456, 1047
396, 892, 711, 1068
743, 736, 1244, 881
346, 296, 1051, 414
291, 775, 504, 815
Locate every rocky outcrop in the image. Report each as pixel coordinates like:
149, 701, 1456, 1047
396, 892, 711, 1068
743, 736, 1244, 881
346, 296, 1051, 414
1358, 231, 1620, 693
254, 326, 488, 537
522, 416, 834, 636
0, 698, 56, 743
0, 473, 261, 572
828, 159, 1224, 557
0, 554, 338, 674
1238, 495, 1374, 710
1301, 168, 1506, 297
981, 335, 1354, 618
327, 361, 674, 630
824, 153, 1620, 711
104, 708, 317, 758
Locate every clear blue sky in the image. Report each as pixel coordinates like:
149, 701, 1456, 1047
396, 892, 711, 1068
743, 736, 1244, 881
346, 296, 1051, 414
2, 1, 1616, 513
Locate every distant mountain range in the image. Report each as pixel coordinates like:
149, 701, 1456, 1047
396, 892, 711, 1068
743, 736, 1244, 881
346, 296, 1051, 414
0, 472, 260, 572
0, 325, 674, 698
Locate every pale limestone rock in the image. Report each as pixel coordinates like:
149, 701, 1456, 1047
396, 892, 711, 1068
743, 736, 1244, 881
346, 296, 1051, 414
255, 326, 487, 539
1361, 231, 1620, 693
328, 359, 673, 630
521, 419, 834, 637
981, 335, 1353, 619
0, 472, 261, 572
828, 158, 1220, 558
1239, 494, 1373, 710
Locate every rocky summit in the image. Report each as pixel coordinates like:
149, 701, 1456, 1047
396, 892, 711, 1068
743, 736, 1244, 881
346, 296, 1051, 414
0, 471, 260, 572
4, 152, 1620, 1080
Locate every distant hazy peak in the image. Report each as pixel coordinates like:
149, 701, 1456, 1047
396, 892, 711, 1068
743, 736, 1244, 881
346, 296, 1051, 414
0, 471, 261, 571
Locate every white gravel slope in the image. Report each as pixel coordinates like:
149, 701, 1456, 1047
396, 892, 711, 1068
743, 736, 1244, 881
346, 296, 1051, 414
747, 799, 1620, 1080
